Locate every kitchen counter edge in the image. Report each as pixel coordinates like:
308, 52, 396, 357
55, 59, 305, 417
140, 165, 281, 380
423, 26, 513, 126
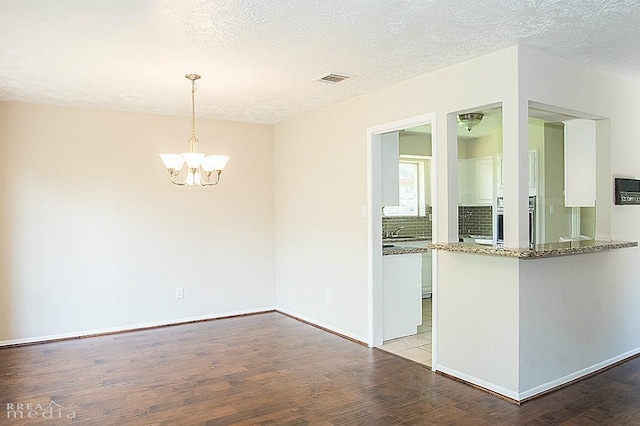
426, 240, 638, 259
383, 246, 430, 256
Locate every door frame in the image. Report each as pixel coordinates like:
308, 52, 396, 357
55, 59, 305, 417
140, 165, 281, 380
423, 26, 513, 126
366, 113, 438, 371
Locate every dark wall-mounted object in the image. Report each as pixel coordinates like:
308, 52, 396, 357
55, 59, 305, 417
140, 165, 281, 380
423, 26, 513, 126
614, 178, 640, 205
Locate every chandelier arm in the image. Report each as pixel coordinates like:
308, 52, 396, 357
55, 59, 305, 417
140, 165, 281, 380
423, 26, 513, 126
201, 170, 214, 186
168, 168, 221, 187
168, 170, 188, 186
210, 170, 222, 186
200, 169, 222, 186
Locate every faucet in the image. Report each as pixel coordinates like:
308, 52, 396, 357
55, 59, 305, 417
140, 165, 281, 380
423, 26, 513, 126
383, 226, 404, 238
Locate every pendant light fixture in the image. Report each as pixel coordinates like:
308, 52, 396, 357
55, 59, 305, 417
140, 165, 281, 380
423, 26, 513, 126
159, 74, 229, 186
457, 112, 484, 132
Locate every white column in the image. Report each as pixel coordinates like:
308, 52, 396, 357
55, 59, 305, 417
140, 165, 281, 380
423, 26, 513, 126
435, 111, 459, 243
595, 119, 611, 241
502, 98, 530, 248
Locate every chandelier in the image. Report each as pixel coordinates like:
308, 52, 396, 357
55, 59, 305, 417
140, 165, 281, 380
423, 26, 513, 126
159, 74, 230, 186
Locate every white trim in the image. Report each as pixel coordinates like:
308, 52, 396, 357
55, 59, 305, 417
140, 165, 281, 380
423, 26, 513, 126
518, 347, 640, 400
430, 249, 438, 372
368, 114, 435, 135
435, 365, 521, 401
437, 346, 640, 401
0, 305, 365, 349
276, 307, 368, 344
0, 306, 276, 347
367, 131, 383, 347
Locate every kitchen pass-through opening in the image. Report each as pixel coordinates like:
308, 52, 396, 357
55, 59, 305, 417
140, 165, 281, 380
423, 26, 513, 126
367, 113, 437, 370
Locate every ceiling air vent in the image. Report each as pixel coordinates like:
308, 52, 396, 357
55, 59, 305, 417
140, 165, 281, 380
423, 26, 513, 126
315, 73, 350, 84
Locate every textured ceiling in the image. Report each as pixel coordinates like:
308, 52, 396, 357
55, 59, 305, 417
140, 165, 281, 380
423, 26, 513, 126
1, 0, 639, 124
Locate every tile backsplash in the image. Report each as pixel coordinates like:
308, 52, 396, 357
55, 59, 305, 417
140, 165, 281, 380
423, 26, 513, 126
382, 205, 493, 238
382, 207, 432, 238
458, 206, 493, 237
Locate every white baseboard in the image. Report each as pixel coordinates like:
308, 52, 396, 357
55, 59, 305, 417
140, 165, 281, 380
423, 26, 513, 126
436, 346, 640, 402
0, 306, 276, 347
518, 346, 640, 400
275, 306, 368, 345
435, 365, 520, 401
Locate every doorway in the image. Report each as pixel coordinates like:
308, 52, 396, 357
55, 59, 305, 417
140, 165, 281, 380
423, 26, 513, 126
367, 113, 437, 371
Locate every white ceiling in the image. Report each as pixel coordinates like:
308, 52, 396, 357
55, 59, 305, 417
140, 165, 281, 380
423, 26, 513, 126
1, 0, 639, 124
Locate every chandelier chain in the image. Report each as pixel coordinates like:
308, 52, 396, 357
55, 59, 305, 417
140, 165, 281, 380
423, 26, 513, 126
190, 79, 198, 152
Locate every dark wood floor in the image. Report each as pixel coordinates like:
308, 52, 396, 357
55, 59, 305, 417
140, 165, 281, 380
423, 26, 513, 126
1, 312, 639, 425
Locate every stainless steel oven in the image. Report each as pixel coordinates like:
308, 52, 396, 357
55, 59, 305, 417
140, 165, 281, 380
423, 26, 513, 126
496, 196, 536, 248
529, 196, 536, 248
496, 197, 504, 245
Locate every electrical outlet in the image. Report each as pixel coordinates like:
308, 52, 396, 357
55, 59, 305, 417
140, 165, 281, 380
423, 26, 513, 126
175, 287, 184, 299
325, 291, 331, 304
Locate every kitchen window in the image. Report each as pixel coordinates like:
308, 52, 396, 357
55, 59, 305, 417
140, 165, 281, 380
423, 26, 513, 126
384, 159, 429, 217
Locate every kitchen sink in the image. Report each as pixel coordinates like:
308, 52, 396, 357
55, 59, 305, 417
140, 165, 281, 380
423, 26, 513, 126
460, 235, 494, 245
471, 235, 494, 245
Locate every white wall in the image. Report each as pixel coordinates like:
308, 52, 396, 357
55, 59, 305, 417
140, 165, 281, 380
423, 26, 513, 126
0, 102, 275, 343
437, 252, 520, 399
399, 132, 432, 156
519, 252, 640, 397
273, 44, 640, 399
542, 122, 572, 243
274, 47, 519, 341
518, 46, 640, 361
273, 101, 372, 340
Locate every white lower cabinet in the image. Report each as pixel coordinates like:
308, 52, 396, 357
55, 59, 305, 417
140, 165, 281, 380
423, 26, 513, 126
421, 250, 432, 297
393, 241, 433, 298
382, 253, 422, 341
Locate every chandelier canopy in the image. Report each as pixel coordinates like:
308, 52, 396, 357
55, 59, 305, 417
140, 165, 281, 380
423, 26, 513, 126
159, 74, 230, 186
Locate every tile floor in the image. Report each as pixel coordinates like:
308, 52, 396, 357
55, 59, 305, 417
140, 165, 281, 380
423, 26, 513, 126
377, 298, 432, 367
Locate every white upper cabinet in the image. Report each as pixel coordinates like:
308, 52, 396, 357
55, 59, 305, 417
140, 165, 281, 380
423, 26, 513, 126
496, 154, 504, 196
564, 119, 596, 207
496, 150, 538, 196
475, 157, 494, 204
528, 150, 538, 196
459, 156, 494, 206
458, 159, 471, 205
381, 132, 400, 206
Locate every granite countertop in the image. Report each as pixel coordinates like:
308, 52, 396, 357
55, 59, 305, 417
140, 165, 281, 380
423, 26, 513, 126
427, 240, 638, 259
382, 236, 431, 256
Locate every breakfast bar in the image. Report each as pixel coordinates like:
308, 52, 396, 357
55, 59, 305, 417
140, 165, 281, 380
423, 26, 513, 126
427, 240, 637, 258
428, 239, 638, 402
